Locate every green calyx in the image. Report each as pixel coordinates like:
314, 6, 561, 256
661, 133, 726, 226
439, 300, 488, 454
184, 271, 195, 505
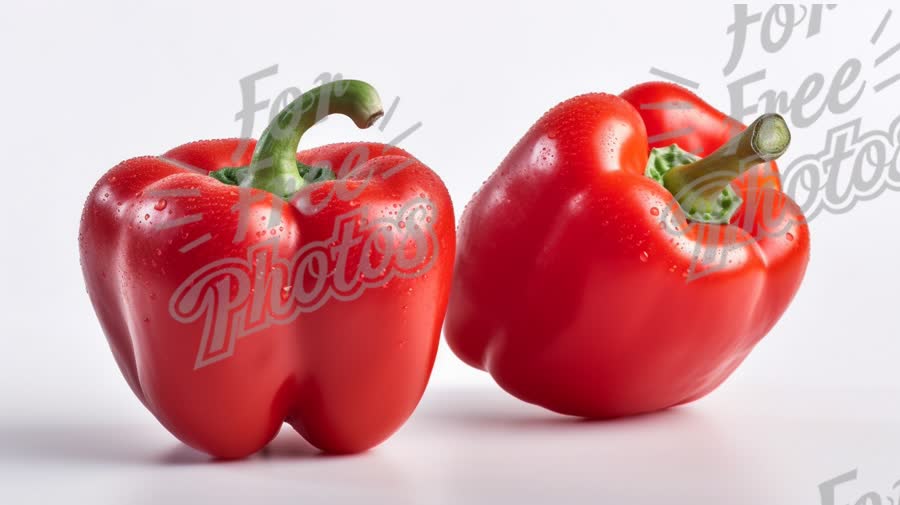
645, 144, 742, 224
210, 79, 384, 199
646, 113, 791, 225
210, 164, 336, 187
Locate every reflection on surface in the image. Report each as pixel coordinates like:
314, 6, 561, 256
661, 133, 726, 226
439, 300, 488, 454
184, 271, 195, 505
2, 387, 899, 504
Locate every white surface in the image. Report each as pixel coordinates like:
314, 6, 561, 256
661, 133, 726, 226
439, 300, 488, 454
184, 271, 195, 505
3, 385, 899, 504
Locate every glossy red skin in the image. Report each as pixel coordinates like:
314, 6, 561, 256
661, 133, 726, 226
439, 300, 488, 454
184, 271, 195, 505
620, 81, 782, 193
79, 139, 455, 458
445, 84, 809, 418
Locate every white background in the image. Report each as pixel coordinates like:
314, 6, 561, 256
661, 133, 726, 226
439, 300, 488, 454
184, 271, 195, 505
1, 1, 899, 503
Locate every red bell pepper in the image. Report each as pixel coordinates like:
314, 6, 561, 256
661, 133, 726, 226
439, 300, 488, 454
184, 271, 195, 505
79, 80, 455, 458
445, 82, 809, 418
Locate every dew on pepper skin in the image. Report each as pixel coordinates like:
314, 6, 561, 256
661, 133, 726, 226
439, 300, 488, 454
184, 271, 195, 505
786, 233, 794, 242
144, 214, 150, 220
639, 251, 650, 262
650, 207, 660, 216
154, 199, 167, 211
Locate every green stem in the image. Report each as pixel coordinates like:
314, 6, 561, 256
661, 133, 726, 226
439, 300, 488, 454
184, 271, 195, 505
662, 113, 791, 219
245, 80, 384, 198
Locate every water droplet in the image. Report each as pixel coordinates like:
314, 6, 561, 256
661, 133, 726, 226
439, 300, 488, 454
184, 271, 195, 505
786, 233, 794, 242
650, 207, 660, 216
639, 251, 650, 262
144, 214, 150, 220
154, 199, 167, 211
